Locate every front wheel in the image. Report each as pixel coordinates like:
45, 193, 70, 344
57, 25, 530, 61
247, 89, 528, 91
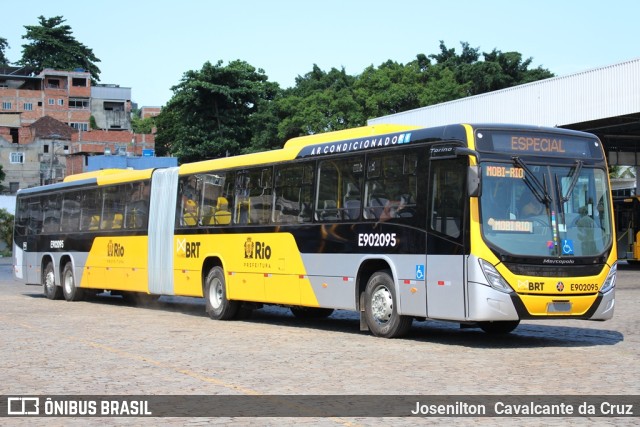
204, 266, 239, 320
478, 320, 520, 334
43, 261, 62, 300
62, 262, 84, 302
364, 270, 412, 338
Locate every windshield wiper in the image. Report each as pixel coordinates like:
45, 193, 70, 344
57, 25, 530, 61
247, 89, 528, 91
558, 160, 583, 203
512, 156, 551, 205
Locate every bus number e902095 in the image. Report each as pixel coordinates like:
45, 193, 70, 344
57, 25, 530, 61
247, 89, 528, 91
358, 233, 397, 247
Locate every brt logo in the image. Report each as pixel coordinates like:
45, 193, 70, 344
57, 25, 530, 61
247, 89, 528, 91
244, 237, 271, 259
176, 239, 201, 258
107, 240, 125, 257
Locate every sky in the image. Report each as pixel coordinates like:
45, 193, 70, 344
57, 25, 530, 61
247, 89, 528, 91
2, 0, 639, 107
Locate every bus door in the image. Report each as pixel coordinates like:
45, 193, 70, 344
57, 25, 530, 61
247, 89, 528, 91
425, 156, 467, 320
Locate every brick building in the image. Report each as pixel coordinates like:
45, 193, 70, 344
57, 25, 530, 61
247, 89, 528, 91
0, 67, 156, 192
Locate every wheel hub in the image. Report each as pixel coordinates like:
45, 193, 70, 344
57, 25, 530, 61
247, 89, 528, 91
209, 278, 223, 309
371, 286, 393, 324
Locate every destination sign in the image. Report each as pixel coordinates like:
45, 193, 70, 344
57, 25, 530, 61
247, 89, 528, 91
475, 130, 603, 159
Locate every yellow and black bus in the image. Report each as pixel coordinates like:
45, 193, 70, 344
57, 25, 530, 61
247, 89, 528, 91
13, 124, 617, 337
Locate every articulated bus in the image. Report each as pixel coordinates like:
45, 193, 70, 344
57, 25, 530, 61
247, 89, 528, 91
13, 124, 617, 338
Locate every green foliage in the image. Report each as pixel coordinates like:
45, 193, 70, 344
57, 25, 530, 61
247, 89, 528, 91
0, 37, 9, 66
156, 41, 554, 162
131, 116, 155, 134
155, 60, 279, 162
0, 208, 14, 254
18, 16, 101, 82
89, 115, 98, 130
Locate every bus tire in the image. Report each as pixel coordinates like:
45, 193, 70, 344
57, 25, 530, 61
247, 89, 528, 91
478, 320, 520, 334
364, 270, 412, 338
62, 262, 84, 302
290, 307, 334, 319
204, 266, 239, 320
43, 261, 62, 300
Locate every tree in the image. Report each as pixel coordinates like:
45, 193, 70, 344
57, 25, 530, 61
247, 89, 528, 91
18, 16, 101, 82
131, 108, 156, 134
428, 41, 554, 96
272, 65, 364, 144
0, 208, 13, 256
0, 37, 9, 66
155, 60, 279, 162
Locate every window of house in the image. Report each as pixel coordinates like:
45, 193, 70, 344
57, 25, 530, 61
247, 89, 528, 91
2, 101, 11, 110
10, 152, 24, 164
69, 122, 89, 131
48, 99, 55, 105
69, 98, 89, 109
23, 102, 33, 111
57, 99, 64, 106
48, 79, 60, 88
72, 78, 87, 87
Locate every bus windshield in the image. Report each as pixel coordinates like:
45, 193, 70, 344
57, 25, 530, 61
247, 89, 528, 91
480, 161, 613, 257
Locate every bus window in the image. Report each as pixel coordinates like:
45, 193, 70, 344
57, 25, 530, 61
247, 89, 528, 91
274, 163, 314, 224
234, 168, 273, 225
28, 199, 43, 235
178, 175, 201, 227
14, 197, 28, 237
365, 152, 417, 222
80, 189, 102, 231
125, 181, 150, 229
102, 186, 126, 230
200, 173, 225, 226
316, 157, 363, 222
42, 195, 61, 233
61, 192, 82, 232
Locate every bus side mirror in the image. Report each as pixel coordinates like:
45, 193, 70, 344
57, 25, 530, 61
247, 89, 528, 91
468, 165, 481, 197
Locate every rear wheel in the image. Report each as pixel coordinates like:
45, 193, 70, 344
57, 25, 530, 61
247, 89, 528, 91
62, 262, 84, 302
478, 320, 520, 334
42, 261, 62, 300
364, 270, 412, 338
204, 266, 239, 320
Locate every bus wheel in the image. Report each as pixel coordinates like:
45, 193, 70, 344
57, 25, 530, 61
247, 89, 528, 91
290, 307, 334, 318
364, 270, 412, 338
62, 262, 84, 302
478, 320, 520, 334
43, 261, 62, 300
204, 266, 239, 320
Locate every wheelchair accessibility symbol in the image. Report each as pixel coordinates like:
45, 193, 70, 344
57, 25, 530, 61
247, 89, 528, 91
416, 265, 425, 280
562, 239, 574, 255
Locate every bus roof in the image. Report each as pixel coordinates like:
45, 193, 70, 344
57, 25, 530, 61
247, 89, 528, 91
283, 124, 420, 149
64, 168, 154, 185
179, 124, 422, 175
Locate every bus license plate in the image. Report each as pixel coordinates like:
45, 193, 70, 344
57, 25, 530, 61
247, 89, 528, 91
547, 301, 572, 313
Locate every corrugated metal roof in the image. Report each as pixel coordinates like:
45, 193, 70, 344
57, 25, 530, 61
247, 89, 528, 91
369, 58, 640, 128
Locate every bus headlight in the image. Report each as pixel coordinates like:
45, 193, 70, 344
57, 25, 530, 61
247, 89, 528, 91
479, 259, 514, 293
600, 262, 617, 294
